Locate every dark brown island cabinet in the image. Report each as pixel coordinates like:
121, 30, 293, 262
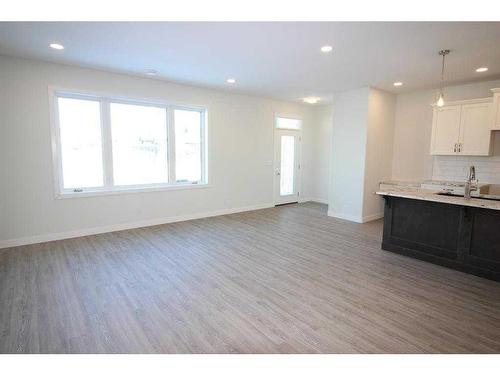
382, 196, 500, 282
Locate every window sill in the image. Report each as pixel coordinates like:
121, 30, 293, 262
55, 183, 210, 199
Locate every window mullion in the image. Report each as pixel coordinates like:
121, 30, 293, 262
53, 90, 208, 196
167, 107, 176, 184
100, 99, 114, 187
200, 110, 207, 183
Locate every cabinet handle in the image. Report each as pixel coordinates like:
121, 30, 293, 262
454, 143, 457, 153
459, 143, 462, 152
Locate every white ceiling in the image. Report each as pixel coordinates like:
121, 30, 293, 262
1, 22, 500, 103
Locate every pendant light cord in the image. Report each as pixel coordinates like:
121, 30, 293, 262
439, 49, 450, 92
441, 53, 445, 89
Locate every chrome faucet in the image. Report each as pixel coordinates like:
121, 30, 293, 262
464, 166, 478, 199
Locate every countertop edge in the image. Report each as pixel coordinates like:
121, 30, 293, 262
376, 188, 500, 211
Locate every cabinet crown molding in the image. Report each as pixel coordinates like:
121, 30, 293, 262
430, 97, 492, 107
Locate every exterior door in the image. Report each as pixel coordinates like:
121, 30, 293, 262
274, 129, 300, 205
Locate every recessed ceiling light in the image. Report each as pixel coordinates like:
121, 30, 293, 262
321, 45, 333, 53
226, 78, 236, 84
476, 67, 488, 73
49, 43, 64, 50
303, 97, 320, 104
393, 82, 403, 87
144, 69, 157, 76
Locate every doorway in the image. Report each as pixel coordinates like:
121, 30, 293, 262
274, 117, 301, 205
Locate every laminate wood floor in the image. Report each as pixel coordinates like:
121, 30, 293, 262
1, 202, 500, 353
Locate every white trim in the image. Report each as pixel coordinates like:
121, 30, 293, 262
274, 113, 303, 130
430, 97, 492, 107
299, 197, 328, 204
167, 106, 176, 182
100, 99, 114, 187
49, 85, 209, 111
56, 182, 211, 199
362, 212, 384, 222
201, 109, 209, 184
48, 86, 209, 198
48, 87, 63, 197
327, 210, 363, 223
274, 113, 303, 121
327, 210, 383, 223
273, 114, 303, 206
0, 203, 274, 249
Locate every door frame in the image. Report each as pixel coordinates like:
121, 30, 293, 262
273, 114, 303, 206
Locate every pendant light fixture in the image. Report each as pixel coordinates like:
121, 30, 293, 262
436, 49, 450, 107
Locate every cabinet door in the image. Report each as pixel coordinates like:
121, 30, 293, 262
430, 105, 461, 155
492, 94, 500, 129
459, 103, 492, 155
461, 208, 500, 273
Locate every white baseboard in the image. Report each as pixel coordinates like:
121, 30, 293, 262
327, 210, 363, 223
327, 210, 383, 223
0, 203, 274, 249
299, 197, 328, 204
362, 212, 384, 223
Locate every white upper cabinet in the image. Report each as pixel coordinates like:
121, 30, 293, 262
492, 88, 500, 129
430, 98, 493, 156
431, 105, 462, 155
459, 102, 493, 155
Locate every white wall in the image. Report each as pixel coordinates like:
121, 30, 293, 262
0, 55, 324, 246
363, 88, 396, 219
328, 87, 395, 223
328, 87, 370, 221
392, 79, 500, 182
309, 104, 332, 203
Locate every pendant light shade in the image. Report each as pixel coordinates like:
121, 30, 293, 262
436, 92, 444, 107
436, 49, 450, 107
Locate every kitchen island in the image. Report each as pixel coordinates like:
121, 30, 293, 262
377, 187, 500, 281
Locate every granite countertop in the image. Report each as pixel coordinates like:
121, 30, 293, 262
376, 186, 500, 211
421, 180, 489, 188
381, 179, 487, 188
421, 180, 467, 187
379, 180, 422, 188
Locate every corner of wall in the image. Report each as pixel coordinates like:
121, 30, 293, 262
328, 87, 370, 222
360, 88, 397, 220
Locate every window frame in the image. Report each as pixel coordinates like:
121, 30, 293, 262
49, 87, 209, 199
275, 114, 303, 130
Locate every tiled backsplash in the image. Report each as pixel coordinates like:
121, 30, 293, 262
432, 156, 500, 184
432, 132, 500, 184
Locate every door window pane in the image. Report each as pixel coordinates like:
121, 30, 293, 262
58, 97, 104, 189
280, 135, 295, 196
174, 109, 202, 183
110, 103, 168, 185
276, 117, 301, 130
